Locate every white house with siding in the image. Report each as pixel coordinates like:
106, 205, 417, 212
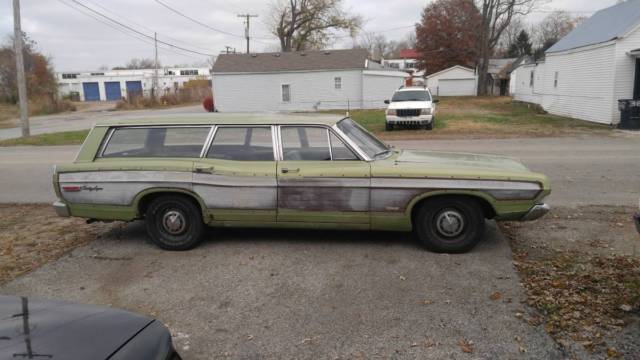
212, 49, 407, 112
425, 65, 478, 97
511, 0, 640, 125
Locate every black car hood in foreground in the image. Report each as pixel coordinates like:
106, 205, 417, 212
0, 295, 171, 360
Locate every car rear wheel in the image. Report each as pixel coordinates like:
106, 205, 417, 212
145, 195, 204, 251
385, 123, 394, 131
414, 197, 485, 253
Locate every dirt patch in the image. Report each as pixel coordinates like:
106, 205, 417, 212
0, 204, 117, 285
502, 206, 640, 358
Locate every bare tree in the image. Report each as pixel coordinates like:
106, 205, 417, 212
533, 10, 577, 48
269, 0, 362, 52
475, 0, 542, 95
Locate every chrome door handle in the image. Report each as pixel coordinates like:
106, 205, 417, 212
194, 166, 215, 174
281, 168, 300, 174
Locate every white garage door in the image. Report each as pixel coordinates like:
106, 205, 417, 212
436, 79, 476, 96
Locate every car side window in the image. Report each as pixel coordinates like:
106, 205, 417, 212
281, 127, 331, 161
329, 132, 358, 160
101, 127, 209, 158
207, 127, 274, 161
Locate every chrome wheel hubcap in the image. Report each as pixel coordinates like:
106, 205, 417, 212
435, 210, 465, 237
162, 210, 186, 235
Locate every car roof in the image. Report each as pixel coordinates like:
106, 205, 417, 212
395, 86, 430, 92
95, 113, 346, 127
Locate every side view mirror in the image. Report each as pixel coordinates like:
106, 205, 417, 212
384, 100, 390, 104
433, 99, 440, 104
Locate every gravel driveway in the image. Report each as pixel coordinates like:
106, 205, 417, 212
1, 221, 560, 359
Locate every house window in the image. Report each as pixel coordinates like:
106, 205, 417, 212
179, 69, 198, 75
281, 84, 291, 103
90, 72, 104, 76
554, 72, 559, 88
529, 70, 535, 87
334, 77, 342, 90
62, 73, 78, 79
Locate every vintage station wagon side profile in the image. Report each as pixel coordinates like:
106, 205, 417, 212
52, 114, 551, 253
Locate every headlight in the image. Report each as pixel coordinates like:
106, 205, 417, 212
421, 108, 432, 115
386, 109, 396, 116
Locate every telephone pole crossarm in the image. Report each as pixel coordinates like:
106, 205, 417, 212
237, 14, 258, 54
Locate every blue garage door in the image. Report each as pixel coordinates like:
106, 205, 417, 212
104, 81, 122, 101
126, 81, 143, 99
82, 82, 100, 101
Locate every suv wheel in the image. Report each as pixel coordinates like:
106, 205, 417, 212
385, 123, 394, 131
425, 120, 434, 130
145, 195, 204, 251
414, 197, 485, 253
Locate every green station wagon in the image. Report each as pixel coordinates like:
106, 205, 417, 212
52, 114, 550, 253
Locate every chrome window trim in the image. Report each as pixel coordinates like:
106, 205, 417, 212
326, 129, 333, 160
97, 127, 116, 158
278, 124, 364, 162
203, 125, 276, 162
98, 125, 213, 159
271, 125, 280, 161
200, 126, 217, 158
331, 124, 371, 161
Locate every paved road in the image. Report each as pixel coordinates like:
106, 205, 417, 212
2, 135, 638, 206
0, 105, 204, 140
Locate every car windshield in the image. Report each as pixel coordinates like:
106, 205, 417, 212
336, 118, 390, 159
391, 90, 431, 102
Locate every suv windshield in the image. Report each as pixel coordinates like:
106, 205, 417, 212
337, 118, 389, 159
391, 90, 431, 102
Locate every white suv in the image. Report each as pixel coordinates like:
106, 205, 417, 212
384, 86, 438, 131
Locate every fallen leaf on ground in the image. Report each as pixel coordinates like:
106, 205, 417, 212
457, 339, 474, 353
489, 291, 502, 301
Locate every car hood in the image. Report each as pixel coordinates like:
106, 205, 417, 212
0, 295, 153, 359
395, 150, 529, 173
388, 101, 432, 109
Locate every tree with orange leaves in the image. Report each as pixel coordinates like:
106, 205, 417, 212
415, 0, 481, 76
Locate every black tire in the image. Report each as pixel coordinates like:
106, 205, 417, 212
145, 195, 204, 251
425, 120, 434, 130
385, 122, 394, 131
414, 197, 485, 253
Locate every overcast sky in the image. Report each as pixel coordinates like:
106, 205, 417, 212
0, 0, 619, 71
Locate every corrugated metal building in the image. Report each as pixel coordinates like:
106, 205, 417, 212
57, 67, 211, 102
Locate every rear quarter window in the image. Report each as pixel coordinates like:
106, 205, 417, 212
101, 127, 210, 158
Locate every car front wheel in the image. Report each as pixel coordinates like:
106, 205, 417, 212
414, 197, 485, 253
425, 120, 434, 130
385, 122, 394, 131
145, 195, 204, 251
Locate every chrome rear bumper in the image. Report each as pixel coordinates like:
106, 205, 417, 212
521, 203, 550, 221
53, 201, 70, 217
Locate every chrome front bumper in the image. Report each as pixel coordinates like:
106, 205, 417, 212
634, 213, 640, 233
53, 200, 70, 217
521, 203, 550, 221
386, 115, 433, 125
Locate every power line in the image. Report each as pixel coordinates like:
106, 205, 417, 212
81, 0, 215, 53
67, 0, 214, 56
56, 0, 202, 60
154, 0, 245, 38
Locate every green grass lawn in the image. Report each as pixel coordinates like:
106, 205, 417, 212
0, 130, 90, 146
329, 97, 611, 139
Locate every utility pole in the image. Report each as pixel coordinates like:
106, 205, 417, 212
153, 32, 159, 100
237, 14, 258, 54
13, 0, 29, 137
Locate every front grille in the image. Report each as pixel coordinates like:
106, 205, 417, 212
396, 109, 421, 117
